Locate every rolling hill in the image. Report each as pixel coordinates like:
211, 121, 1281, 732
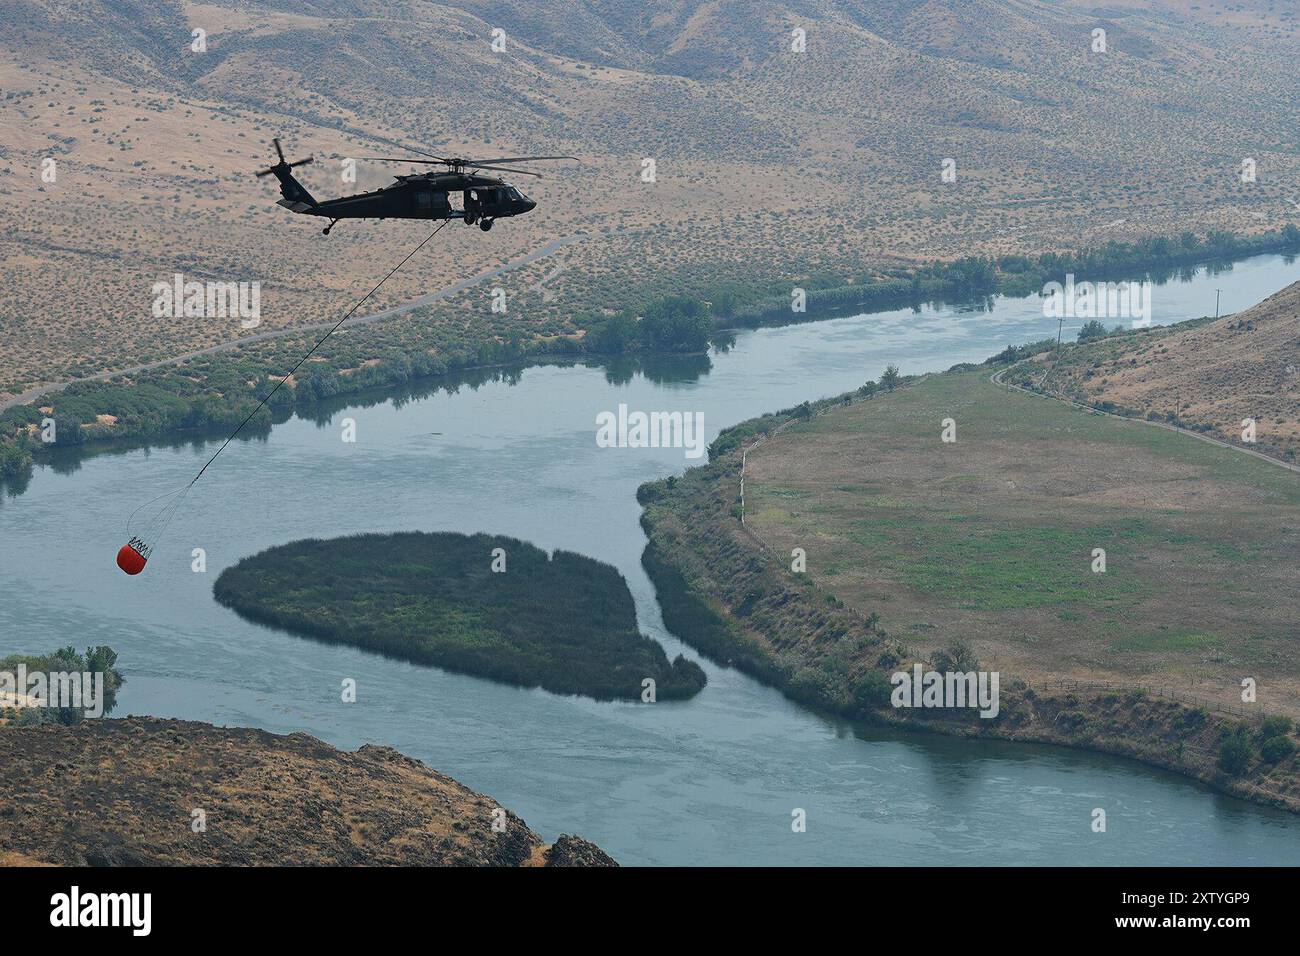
1, 0, 1297, 397
0, 716, 616, 865
1011, 280, 1300, 463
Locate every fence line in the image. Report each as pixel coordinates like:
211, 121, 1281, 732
738, 387, 883, 533
1026, 677, 1275, 722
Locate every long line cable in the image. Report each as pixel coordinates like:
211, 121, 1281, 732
187, 220, 448, 488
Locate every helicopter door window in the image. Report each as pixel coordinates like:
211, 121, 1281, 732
415, 189, 432, 210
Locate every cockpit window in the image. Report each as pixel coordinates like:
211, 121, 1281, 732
508, 187, 524, 201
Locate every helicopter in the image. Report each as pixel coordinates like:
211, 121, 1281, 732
256, 139, 576, 235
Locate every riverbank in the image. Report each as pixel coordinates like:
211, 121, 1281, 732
720, 228, 1300, 326
637, 356, 1300, 814
0, 716, 615, 866
5, 228, 1297, 493
213, 532, 706, 702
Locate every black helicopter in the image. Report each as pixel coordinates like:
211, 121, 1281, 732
256, 139, 575, 235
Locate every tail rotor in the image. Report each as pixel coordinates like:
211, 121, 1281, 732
255, 138, 314, 178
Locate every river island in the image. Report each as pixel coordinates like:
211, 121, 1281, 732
213, 531, 707, 702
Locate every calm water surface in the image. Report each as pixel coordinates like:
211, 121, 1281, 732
3, 253, 1298, 865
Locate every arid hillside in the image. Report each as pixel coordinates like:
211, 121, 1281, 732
0, 717, 615, 866
1013, 280, 1300, 463
1, 0, 1297, 396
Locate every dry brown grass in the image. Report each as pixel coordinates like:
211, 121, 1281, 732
1, 1, 1298, 397
746, 370, 1300, 717
1017, 280, 1300, 462
0, 716, 614, 865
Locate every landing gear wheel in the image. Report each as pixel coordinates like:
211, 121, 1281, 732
322, 218, 339, 236
464, 212, 477, 226
479, 218, 494, 232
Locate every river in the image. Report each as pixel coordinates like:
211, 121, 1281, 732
3, 252, 1298, 865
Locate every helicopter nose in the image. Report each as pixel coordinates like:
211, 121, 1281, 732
522, 197, 537, 212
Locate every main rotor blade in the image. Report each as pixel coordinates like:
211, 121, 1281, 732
464, 163, 544, 178
392, 142, 452, 163
466, 155, 577, 165
359, 157, 544, 177
361, 153, 576, 166
360, 157, 449, 165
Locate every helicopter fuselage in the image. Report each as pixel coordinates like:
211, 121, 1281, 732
257, 139, 565, 235
271, 168, 535, 234
283, 172, 534, 222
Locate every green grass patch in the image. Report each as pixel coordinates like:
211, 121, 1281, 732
1111, 631, 1226, 653
214, 532, 707, 701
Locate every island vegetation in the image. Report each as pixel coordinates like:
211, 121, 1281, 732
213, 531, 706, 702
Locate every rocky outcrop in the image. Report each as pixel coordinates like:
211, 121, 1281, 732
544, 834, 618, 867
0, 717, 613, 866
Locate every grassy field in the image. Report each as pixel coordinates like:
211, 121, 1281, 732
638, 360, 1300, 809
745, 370, 1300, 715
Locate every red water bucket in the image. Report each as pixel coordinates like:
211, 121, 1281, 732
116, 543, 148, 575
